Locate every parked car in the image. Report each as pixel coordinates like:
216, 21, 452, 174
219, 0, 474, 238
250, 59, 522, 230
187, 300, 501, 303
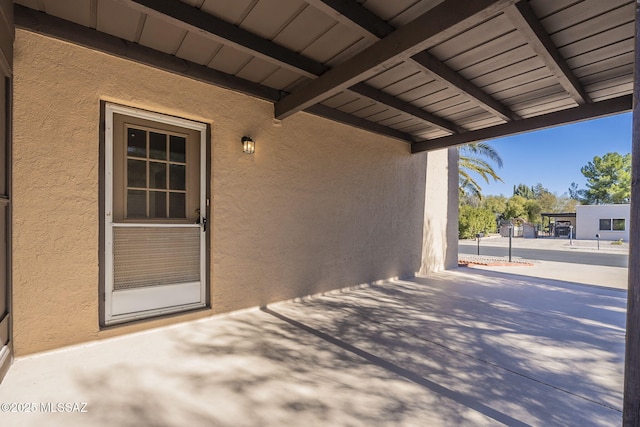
554, 221, 573, 237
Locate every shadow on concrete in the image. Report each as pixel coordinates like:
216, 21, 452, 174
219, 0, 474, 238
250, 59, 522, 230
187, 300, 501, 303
0, 270, 624, 426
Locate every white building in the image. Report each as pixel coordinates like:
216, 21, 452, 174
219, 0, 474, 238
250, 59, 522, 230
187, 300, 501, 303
576, 204, 630, 241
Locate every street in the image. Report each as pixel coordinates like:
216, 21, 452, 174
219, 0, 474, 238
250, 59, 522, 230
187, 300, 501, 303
458, 237, 629, 267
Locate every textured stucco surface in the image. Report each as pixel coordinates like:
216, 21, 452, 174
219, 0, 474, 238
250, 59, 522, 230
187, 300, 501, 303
11, 30, 442, 355
420, 148, 459, 274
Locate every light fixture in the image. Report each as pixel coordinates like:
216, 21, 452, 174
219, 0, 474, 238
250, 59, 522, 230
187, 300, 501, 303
241, 136, 255, 154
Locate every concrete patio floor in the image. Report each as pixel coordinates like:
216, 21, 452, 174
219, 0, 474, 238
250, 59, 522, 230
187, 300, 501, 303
0, 269, 625, 426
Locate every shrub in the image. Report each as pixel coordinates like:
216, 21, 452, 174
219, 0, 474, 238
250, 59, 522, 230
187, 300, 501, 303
459, 205, 496, 239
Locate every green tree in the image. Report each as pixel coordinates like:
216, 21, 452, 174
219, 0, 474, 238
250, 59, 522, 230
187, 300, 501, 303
532, 183, 553, 199
481, 195, 507, 219
459, 142, 503, 199
458, 205, 497, 239
513, 183, 535, 199
556, 197, 579, 213
575, 152, 631, 204
568, 182, 584, 201
524, 199, 542, 224
503, 195, 527, 221
537, 191, 557, 213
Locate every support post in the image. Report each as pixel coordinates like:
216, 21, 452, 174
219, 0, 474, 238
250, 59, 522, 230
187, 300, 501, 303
623, 2, 640, 423
569, 225, 573, 246
508, 225, 513, 263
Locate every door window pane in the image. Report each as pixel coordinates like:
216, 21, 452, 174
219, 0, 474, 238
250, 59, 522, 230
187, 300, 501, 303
170, 136, 186, 162
149, 191, 167, 218
127, 128, 147, 158
119, 121, 196, 221
127, 190, 146, 217
127, 159, 146, 188
170, 164, 186, 190
149, 162, 167, 189
149, 132, 167, 160
169, 193, 186, 218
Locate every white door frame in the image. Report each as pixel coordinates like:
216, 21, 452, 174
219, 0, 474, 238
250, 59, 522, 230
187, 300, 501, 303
103, 103, 207, 325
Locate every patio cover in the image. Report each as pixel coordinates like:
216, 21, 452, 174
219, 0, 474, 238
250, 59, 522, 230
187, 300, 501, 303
13, 0, 634, 153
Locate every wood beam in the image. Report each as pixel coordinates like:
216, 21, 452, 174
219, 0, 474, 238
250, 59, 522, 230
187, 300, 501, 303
411, 95, 632, 152
14, 5, 413, 145
275, 0, 517, 119
14, 5, 281, 101
307, 0, 519, 122
303, 0, 390, 40
117, 0, 453, 133
411, 51, 519, 122
116, 0, 327, 77
306, 104, 415, 143
349, 83, 462, 134
504, 0, 591, 105
623, 2, 640, 423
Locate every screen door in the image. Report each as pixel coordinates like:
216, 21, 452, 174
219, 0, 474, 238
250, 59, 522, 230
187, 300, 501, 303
103, 103, 208, 325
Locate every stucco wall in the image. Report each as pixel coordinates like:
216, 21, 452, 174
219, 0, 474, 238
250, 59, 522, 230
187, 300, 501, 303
12, 30, 432, 355
419, 147, 458, 274
576, 204, 630, 241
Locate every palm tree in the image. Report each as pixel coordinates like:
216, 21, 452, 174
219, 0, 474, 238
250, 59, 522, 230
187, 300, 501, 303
459, 142, 504, 199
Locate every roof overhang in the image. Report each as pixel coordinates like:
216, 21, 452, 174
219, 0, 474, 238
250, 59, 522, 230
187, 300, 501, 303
13, 0, 635, 152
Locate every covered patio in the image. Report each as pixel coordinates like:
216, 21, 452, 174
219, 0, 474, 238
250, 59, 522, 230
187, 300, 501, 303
0, 0, 638, 423
0, 269, 624, 426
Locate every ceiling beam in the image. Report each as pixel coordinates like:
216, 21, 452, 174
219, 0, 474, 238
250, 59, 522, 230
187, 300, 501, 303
14, 5, 414, 145
303, 0, 390, 40
349, 83, 463, 133
116, 0, 328, 77
411, 51, 519, 122
306, 0, 519, 122
411, 94, 632, 152
14, 5, 281, 101
504, 0, 591, 105
275, 0, 517, 119
116, 0, 457, 134
306, 104, 415, 143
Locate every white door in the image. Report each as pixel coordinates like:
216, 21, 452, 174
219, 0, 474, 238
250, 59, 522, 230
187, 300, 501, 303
104, 103, 208, 325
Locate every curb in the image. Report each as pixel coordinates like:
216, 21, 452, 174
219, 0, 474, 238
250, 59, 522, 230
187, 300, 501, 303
458, 258, 534, 267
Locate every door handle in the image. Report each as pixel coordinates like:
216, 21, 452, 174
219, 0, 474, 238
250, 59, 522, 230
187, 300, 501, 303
196, 216, 207, 232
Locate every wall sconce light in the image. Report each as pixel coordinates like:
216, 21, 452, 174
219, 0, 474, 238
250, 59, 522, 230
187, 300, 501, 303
241, 136, 255, 154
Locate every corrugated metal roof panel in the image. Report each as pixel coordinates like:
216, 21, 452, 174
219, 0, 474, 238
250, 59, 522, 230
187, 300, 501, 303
200, 0, 254, 24
272, 6, 337, 53
208, 45, 253, 75
176, 32, 222, 66
138, 15, 186, 55
240, 0, 306, 40
261, 68, 307, 91
97, 0, 141, 42
302, 26, 368, 64
43, 0, 94, 28
13, 0, 635, 148
236, 57, 282, 83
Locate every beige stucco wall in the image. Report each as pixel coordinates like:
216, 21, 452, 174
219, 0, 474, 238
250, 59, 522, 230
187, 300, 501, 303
11, 30, 441, 355
419, 147, 459, 274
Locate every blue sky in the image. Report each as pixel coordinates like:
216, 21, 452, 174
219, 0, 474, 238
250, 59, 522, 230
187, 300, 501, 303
476, 112, 633, 197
